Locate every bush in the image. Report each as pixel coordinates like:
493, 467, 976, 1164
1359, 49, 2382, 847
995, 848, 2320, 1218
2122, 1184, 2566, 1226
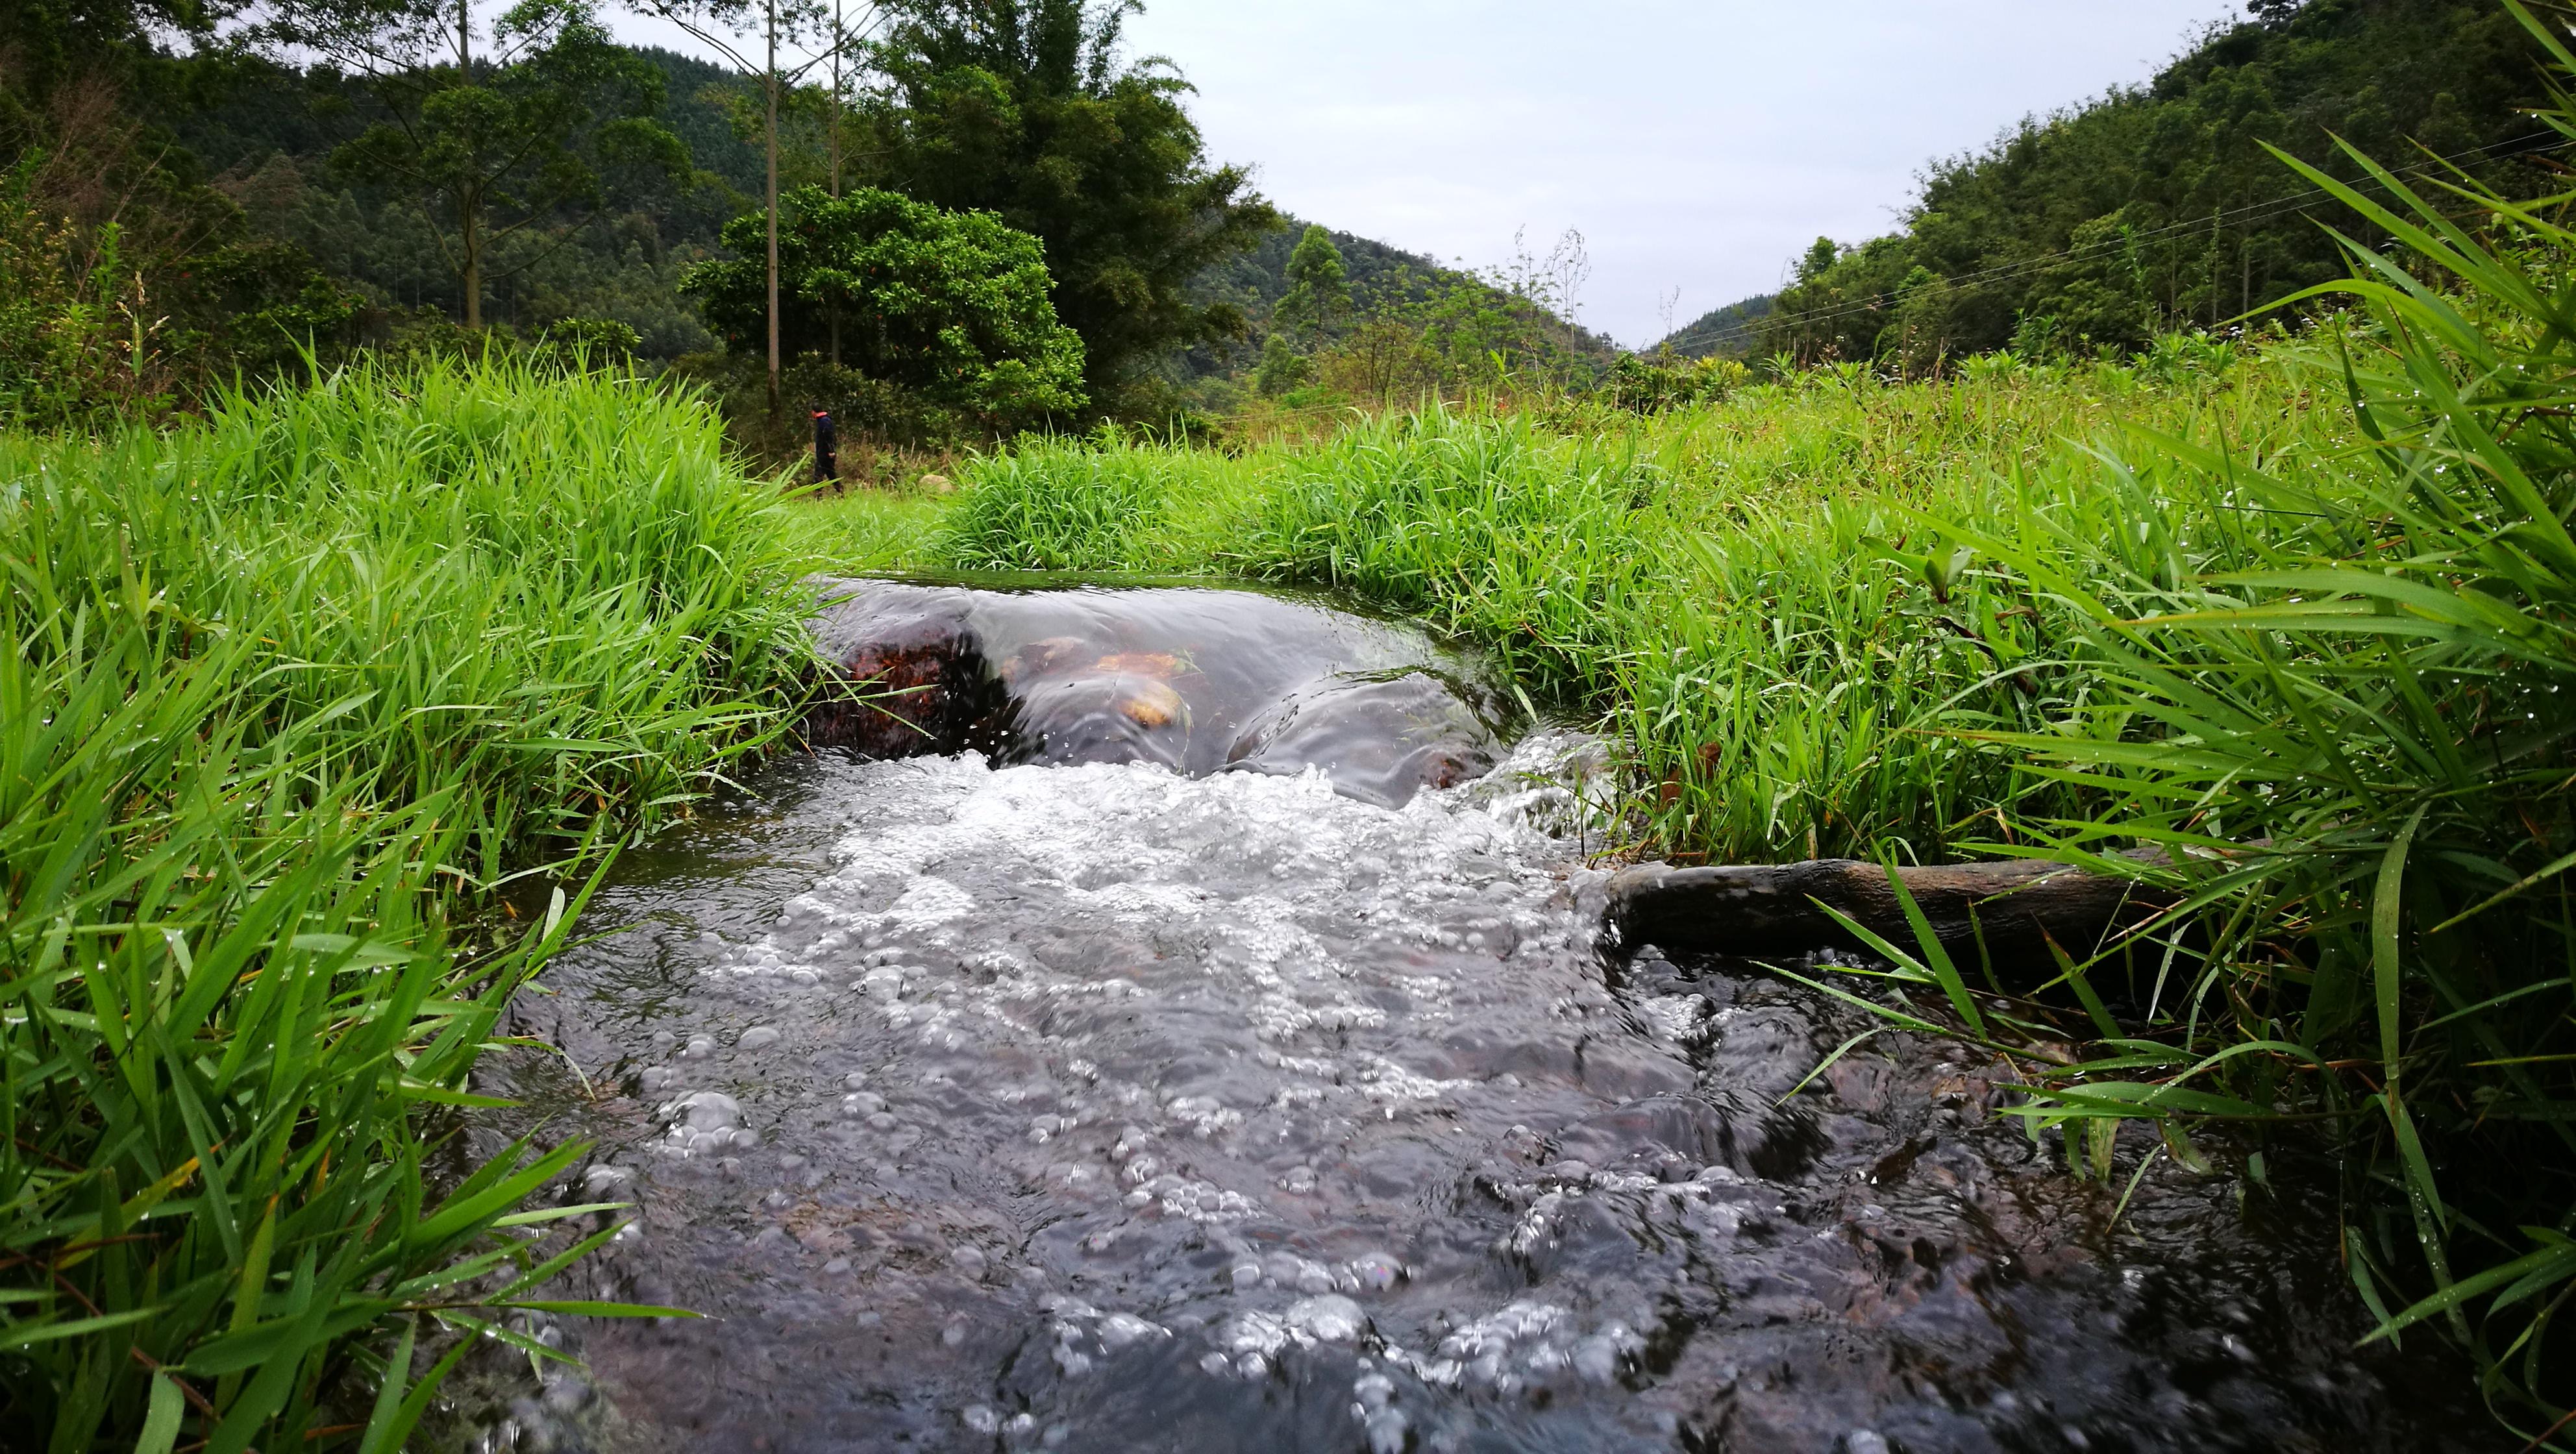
682, 186, 1085, 435
940, 428, 1191, 572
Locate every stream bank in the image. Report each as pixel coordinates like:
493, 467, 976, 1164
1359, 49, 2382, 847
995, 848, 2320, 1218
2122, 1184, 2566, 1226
467, 581, 2473, 1453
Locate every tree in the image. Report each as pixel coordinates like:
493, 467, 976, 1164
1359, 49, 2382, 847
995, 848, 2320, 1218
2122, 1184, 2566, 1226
298, 0, 688, 329
1755, 0, 2553, 369
681, 182, 1084, 429
1274, 223, 1348, 343
858, 0, 1276, 409
626, 0, 882, 406
1252, 331, 1309, 397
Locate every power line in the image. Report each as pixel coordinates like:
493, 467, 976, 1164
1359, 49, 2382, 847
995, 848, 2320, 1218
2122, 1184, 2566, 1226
1676, 127, 2562, 355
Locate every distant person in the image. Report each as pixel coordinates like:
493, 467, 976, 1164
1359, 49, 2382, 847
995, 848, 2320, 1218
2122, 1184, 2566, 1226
811, 406, 838, 487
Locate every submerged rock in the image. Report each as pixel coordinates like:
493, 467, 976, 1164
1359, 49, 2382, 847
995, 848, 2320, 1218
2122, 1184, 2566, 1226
802, 577, 1509, 806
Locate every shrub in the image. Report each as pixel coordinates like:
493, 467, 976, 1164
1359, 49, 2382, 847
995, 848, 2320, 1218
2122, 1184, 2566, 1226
682, 186, 1086, 434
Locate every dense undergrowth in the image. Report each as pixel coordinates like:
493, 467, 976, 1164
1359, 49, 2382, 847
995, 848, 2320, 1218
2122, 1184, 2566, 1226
0, 358, 816, 1449
800, 139, 2576, 1438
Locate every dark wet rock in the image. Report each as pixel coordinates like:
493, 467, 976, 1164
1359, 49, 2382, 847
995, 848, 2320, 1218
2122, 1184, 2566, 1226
1226, 671, 1500, 809
802, 577, 1508, 806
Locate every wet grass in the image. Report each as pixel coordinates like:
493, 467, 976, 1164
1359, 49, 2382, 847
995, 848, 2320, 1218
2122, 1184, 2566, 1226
0, 357, 817, 1448
817, 358, 2310, 863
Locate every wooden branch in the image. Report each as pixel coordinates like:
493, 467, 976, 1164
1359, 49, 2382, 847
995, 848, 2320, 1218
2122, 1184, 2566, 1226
1604, 852, 2175, 970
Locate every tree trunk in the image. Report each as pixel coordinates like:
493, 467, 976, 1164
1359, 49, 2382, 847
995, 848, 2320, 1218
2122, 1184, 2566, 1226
459, 0, 481, 330
764, 0, 782, 414
826, 0, 841, 368
463, 190, 482, 330
1604, 854, 2177, 980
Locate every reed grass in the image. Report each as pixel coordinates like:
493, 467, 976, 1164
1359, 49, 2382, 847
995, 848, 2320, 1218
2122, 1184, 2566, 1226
0, 355, 815, 1449
867, 356, 2305, 864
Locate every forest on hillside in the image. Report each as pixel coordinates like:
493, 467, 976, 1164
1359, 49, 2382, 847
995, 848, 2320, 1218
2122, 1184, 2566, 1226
1744, 0, 2555, 367
1, 0, 2560, 439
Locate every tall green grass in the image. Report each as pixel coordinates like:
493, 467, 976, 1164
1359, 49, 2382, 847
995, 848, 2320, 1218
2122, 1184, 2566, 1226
0, 356, 813, 1449
897, 358, 2305, 864
937, 427, 1263, 575
1978, 103, 2576, 1430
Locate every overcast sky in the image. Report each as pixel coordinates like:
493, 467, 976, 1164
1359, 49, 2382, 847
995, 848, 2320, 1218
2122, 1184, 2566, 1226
1121, 1, 2251, 345
619, 3, 2253, 347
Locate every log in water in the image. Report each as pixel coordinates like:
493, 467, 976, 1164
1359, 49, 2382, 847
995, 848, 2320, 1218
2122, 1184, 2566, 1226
470, 582, 2471, 1453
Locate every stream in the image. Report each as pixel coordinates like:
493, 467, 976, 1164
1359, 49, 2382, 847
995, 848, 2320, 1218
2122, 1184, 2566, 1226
473, 580, 2475, 1453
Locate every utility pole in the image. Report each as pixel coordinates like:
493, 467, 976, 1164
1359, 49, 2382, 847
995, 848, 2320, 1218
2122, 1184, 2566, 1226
458, 0, 481, 328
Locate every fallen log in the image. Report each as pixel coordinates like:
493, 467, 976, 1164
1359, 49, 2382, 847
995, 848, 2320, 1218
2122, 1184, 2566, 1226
1604, 854, 2174, 969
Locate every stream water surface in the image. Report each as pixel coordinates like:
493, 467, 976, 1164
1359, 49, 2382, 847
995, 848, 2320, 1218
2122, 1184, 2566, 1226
477, 582, 2473, 1454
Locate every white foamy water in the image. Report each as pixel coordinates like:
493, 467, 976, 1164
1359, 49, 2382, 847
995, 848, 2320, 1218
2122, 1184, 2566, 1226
472, 623, 2463, 1454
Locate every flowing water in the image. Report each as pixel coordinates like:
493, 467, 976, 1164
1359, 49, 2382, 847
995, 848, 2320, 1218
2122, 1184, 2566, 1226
473, 582, 2473, 1454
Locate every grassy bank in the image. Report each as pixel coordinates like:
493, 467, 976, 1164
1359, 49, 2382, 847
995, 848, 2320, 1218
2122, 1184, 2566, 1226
0, 358, 816, 1448
800, 167, 2576, 1431
805, 341, 2316, 863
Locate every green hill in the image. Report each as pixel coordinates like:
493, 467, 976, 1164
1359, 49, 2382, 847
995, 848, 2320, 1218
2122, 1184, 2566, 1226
157, 47, 774, 356
1655, 293, 1776, 359
1763, 0, 2553, 367
1176, 218, 1618, 382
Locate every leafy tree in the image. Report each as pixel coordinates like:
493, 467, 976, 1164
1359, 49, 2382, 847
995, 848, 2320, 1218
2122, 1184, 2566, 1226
626, 0, 879, 406
682, 182, 1083, 429
0, 0, 240, 103
301, 0, 689, 328
1252, 331, 1309, 396
1274, 223, 1348, 343
856, 0, 1276, 409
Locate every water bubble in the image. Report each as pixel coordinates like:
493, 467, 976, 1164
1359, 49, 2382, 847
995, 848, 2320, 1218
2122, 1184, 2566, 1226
1287, 1294, 1367, 1343
1348, 1253, 1403, 1292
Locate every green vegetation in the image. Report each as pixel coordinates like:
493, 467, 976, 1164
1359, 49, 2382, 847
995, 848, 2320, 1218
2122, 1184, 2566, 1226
1759, 0, 2554, 367
856, 0, 1279, 410
0, 357, 816, 1447
683, 184, 1088, 436
1655, 291, 1775, 360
